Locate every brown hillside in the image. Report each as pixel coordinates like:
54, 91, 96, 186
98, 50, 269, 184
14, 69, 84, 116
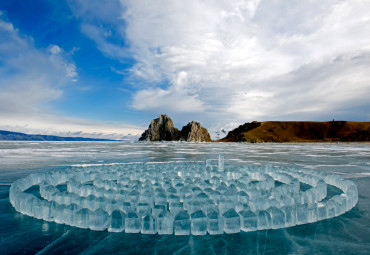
221, 121, 370, 142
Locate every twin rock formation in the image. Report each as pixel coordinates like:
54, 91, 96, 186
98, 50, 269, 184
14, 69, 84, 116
139, 114, 211, 142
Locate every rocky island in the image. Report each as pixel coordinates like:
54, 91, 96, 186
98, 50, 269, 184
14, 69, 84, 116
139, 114, 211, 142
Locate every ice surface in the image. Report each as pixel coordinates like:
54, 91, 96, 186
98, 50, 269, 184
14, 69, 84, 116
9, 154, 358, 235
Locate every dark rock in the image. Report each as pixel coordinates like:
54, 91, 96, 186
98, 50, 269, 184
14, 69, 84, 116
139, 115, 211, 142
139, 114, 180, 141
180, 121, 211, 142
221, 121, 261, 142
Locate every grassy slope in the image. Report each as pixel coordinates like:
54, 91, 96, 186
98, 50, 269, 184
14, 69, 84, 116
221, 121, 370, 142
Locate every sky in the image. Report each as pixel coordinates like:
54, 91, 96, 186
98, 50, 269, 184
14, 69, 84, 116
0, 0, 369, 140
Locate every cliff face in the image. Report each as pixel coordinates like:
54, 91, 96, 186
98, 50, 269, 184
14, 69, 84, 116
180, 121, 211, 142
139, 115, 211, 142
221, 121, 370, 142
139, 114, 180, 141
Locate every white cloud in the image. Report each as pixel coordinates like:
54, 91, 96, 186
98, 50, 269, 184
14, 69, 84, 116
49, 45, 62, 54
47, 44, 78, 81
70, 0, 370, 134
68, 0, 129, 60
132, 71, 204, 113
125, 0, 370, 127
0, 14, 77, 115
225, 52, 370, 121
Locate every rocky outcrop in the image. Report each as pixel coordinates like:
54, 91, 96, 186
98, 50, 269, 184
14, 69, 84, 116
180, 121, 211, 142
139, 115, 211, 142
139, 114, 180, 141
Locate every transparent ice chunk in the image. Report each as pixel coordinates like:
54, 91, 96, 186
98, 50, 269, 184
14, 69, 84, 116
152, 204, 165, 217
125, 212, 141, 233
222, 209, 240, 234
281, 205, 296, 227
167, 194, 180, 204
169, 202, 183, 214
75, 208, 91, 229
108, 210, 125, 232
187, 200, 202, 214
257, 210, 272, 230
218, 199, 234, 214
190, 210, 207, 235
54, 204, 67, 224
89, 208, 109, 231
235, 203, 250, 213
105, 200, 118, 214
174, 210, 190, 235
141, 213, 156, 234
296, 204, 308, 225
154, 193, 167, 207
238, 191, 249, 204
120, 202, 134, 213
307, 203, 318, 223
196, 192, 208, 203
9, 159, 359, 235
207, 210, 223, 235
223, 186, 238, 205
43, 201, 58, 222
218, 154, 224, 172
267, 207, 285, 229
239, 210, 257, 232
137, 202, 151, 215
157, 211, 174, 235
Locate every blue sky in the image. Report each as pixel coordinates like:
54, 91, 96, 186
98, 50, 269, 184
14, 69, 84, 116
0, 0, 369, 140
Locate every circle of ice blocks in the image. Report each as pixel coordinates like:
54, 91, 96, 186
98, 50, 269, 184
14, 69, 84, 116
9, 157, 358, 235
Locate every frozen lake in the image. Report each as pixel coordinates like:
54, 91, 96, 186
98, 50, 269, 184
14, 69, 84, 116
1, 141, 370, 254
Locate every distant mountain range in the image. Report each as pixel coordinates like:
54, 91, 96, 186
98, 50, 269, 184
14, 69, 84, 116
221, 121, 370, 142
0, 130, 117, 141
